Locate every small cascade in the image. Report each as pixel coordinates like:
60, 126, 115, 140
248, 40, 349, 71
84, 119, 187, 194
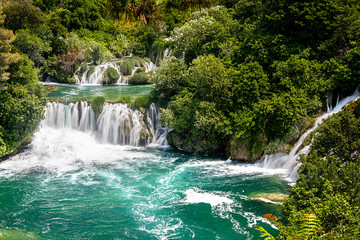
163, 48, 170, 60
44, 101, 167, 147
96, 104, 144, 146
75, 62, 125, 85
145, 62, 157, 72
147, 103, 169, 146
261, 89, 360, 182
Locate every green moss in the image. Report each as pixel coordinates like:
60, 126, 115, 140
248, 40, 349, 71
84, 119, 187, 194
87, 65, 95, 79
131, 57, 142, 67
119, 95, 131, 104
128, 72, 149, 85
120, 60, 134, 75
79, 62, 88, 75
90, 96, 105, 115
135, 67, 145, 73
131, 95, 151, 109
143, 57, 151, 63
103, 67, 120, 84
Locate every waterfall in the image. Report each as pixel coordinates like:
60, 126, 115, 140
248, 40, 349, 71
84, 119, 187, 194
75, 62, 126, 85
261, 89, 360, 182
147, 103, 169, 146
45, 101, 167, 147
145, 62, 157, 72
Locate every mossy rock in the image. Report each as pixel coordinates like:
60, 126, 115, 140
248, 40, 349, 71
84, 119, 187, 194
119, 95, 131, 104
135, 67, 145, 73
120, 60, 134, 75
91, 96, 105, 115
87, 65, 95, 79
102, 67, 120, 85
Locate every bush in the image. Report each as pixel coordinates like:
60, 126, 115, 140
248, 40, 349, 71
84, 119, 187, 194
131, 57, 141, 67
143, 57, 151, 63
133, 56, 146, 67
90, 96, 105, 115
128, 72, 149, 85
79, 62, 88, 75
118, 95, 131, 104
131, 95, 151, 109
135, 67, 145, 73
102, 67, 120, 84
120, 60, 134, 75
87, 66, 95, 79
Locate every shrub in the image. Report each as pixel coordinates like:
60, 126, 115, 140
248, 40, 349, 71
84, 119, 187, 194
131, 95, 151, 109
128, 72, 149, 85
87, 65, 95, 79
143, 57, 151, 63
135, 67, 145, 73
90, 96, 105, 115
131, 57, 141, 67
119, 95, 131, 104
102, 67, 120, 84
79, 62, 88, 75
120, 60, 134, 75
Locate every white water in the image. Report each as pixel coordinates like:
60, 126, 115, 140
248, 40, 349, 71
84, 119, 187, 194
45, 101, 166, 147
75, 62, 126, 85
261, 89, 360, 182
147, 103, 168, 146
75, 61, 157, 85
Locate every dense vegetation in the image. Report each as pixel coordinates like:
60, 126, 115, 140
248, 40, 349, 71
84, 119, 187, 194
0, 2, 46, 158
256, 109, 360, 239
152, 1, 360, 160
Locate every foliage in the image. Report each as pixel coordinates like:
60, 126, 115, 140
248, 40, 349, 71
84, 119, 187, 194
3, 0, 44, 31
13, 29, 51, 67
103, 67, 120, 84
0, 55, 46, 158
135, 67, 145, 73
131, 94, 151, 109
128, 72, 149, 85
118, 95, 131, 104
120, 59, 134, 75
281, 110, 360, 238
255, 213, 325, 240
87, 66, 95, 80
171, 6, 235, 63
90, 96, 105, 115
150, 56, 189, 106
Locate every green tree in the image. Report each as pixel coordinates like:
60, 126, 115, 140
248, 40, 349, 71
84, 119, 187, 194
3, 0, 44, 31
14, 29, 52, 67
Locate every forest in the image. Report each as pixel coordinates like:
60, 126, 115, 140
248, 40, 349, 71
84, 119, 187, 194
1, 0, 360, 238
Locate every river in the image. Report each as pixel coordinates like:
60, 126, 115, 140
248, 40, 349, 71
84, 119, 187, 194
0, 85, 292, 239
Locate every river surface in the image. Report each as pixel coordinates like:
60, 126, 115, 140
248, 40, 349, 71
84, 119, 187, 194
0, 84, 290, 239
47, 84, 154, 102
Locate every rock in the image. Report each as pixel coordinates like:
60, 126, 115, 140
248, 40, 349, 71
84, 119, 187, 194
227, 139, 263, 162
102, 67, 120, 85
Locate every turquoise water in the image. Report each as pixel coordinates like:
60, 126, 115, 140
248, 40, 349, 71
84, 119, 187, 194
47, 84, 154, 102
0, 85, 290, 239
0, 125, 289, 239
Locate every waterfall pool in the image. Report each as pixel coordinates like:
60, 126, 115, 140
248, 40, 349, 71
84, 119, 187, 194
0, 125, 288, 239
46, 84, 154, 102
0, 105, 290, 239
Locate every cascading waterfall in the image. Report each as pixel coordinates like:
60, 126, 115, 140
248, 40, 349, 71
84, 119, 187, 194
75, 60, 157, 85
75, 62, 125, 85
45, 101, 167, 147
261, 89, 360, 182
147, 103, 168, 145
